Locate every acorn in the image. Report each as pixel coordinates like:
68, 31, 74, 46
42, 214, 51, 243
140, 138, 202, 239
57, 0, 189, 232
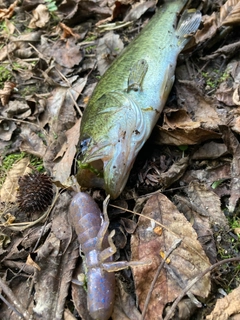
17, 172, 53, 214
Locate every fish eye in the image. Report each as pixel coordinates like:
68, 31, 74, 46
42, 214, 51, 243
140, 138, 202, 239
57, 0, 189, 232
78, 137, 91, 157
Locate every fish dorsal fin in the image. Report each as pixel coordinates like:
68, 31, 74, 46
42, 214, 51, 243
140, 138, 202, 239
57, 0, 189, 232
176, 9, 202, 47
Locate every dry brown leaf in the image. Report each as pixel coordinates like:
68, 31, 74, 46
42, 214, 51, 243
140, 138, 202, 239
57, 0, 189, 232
59, 22, 79, 39
28, 4, 50, 29
131, 193, 211, 320
174, 194, 217, 264
0, 0, 18, 20
0, 158, 31, 203
0, 42, 16, 61
123, 0, 156, 22
195, 0, 240, 44
19, 124, 47, 158
52, 118, 81, 184
0, 81, 16, 106
154, 122, 220, 146
47, 38, 83, 69
176, 81, 221, 130
153, 80, 222, 145
206, 285, 240, 320
187, 181, 228, 226
96, 32, 124, 76
220, 0, 240, 26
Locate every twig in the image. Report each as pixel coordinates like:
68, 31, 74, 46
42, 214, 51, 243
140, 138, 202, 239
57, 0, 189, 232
163, 257, 240, 320
141, 239, 182, 320
0, 277, 30, 319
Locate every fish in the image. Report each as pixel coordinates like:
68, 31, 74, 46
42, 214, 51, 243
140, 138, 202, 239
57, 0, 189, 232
77, 0, 201, 199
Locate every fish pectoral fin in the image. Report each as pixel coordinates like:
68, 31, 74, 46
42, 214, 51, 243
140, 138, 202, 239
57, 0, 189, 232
127, 59, 148, 92
176, 9, 202, 47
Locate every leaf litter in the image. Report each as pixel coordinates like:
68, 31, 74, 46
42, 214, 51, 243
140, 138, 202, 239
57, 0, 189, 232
0, 0, 240, 319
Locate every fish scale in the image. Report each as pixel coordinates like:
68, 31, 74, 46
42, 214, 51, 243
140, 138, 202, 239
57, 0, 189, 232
77, 0, 202, 198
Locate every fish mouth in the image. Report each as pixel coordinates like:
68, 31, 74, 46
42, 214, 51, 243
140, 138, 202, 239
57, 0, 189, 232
79, 135, 136, 199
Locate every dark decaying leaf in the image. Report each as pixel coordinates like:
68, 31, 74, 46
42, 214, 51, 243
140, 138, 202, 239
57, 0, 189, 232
131, 193, 211, 320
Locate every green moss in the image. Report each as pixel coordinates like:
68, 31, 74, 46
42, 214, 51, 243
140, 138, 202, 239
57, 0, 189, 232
78, 161, 103, 178
202, 70, 230, 90
0, 66, 12, 88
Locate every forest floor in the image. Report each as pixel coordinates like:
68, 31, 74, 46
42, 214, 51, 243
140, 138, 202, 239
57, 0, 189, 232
0, 0, 240, 319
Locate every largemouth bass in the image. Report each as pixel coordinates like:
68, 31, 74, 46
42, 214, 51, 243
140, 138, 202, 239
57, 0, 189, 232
77, 0, 201, 199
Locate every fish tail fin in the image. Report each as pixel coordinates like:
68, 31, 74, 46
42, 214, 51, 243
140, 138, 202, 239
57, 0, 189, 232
176, 9, 202, 48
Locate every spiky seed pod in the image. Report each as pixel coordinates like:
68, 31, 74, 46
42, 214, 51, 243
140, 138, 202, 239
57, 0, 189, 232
17, 172, 53, 213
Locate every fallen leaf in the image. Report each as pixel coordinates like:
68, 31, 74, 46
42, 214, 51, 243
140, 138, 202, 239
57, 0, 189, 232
219, 125, 240, 212
206, 285, 240, 320
96, 31, 124, 75
28, 4, 50, 29
19, 124, 47, 158
131, 193, 211, 320
47, 38, 83, 68
0, 0, 18, 20
52, 118, 81, 184
0, 158, 31, 203
187, 181, 228, 227
123, 1, 156, 22
2, 100, 31, 119
0, 81, 16, 106
174, 194, 217, 264
192, 141, 228, 160
176, 81, 222, 130
112, 278, 141, 320
220, 0, 240, 26
0, 120, 17, 142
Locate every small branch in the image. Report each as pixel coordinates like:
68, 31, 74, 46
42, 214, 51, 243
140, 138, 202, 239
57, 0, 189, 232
141, 239, 182, 320
0, 277, 30, 319
163, 257, 240, 320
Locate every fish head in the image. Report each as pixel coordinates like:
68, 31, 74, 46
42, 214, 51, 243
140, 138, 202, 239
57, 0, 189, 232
77, 92, 147, 199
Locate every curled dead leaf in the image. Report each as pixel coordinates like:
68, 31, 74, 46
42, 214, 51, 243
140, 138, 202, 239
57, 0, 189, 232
0, 0, 18, 21
0, 81, 16, 106
28, 4, 50, 29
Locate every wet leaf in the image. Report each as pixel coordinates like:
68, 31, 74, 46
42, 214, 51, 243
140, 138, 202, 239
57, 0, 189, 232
131, 193, 211, 319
